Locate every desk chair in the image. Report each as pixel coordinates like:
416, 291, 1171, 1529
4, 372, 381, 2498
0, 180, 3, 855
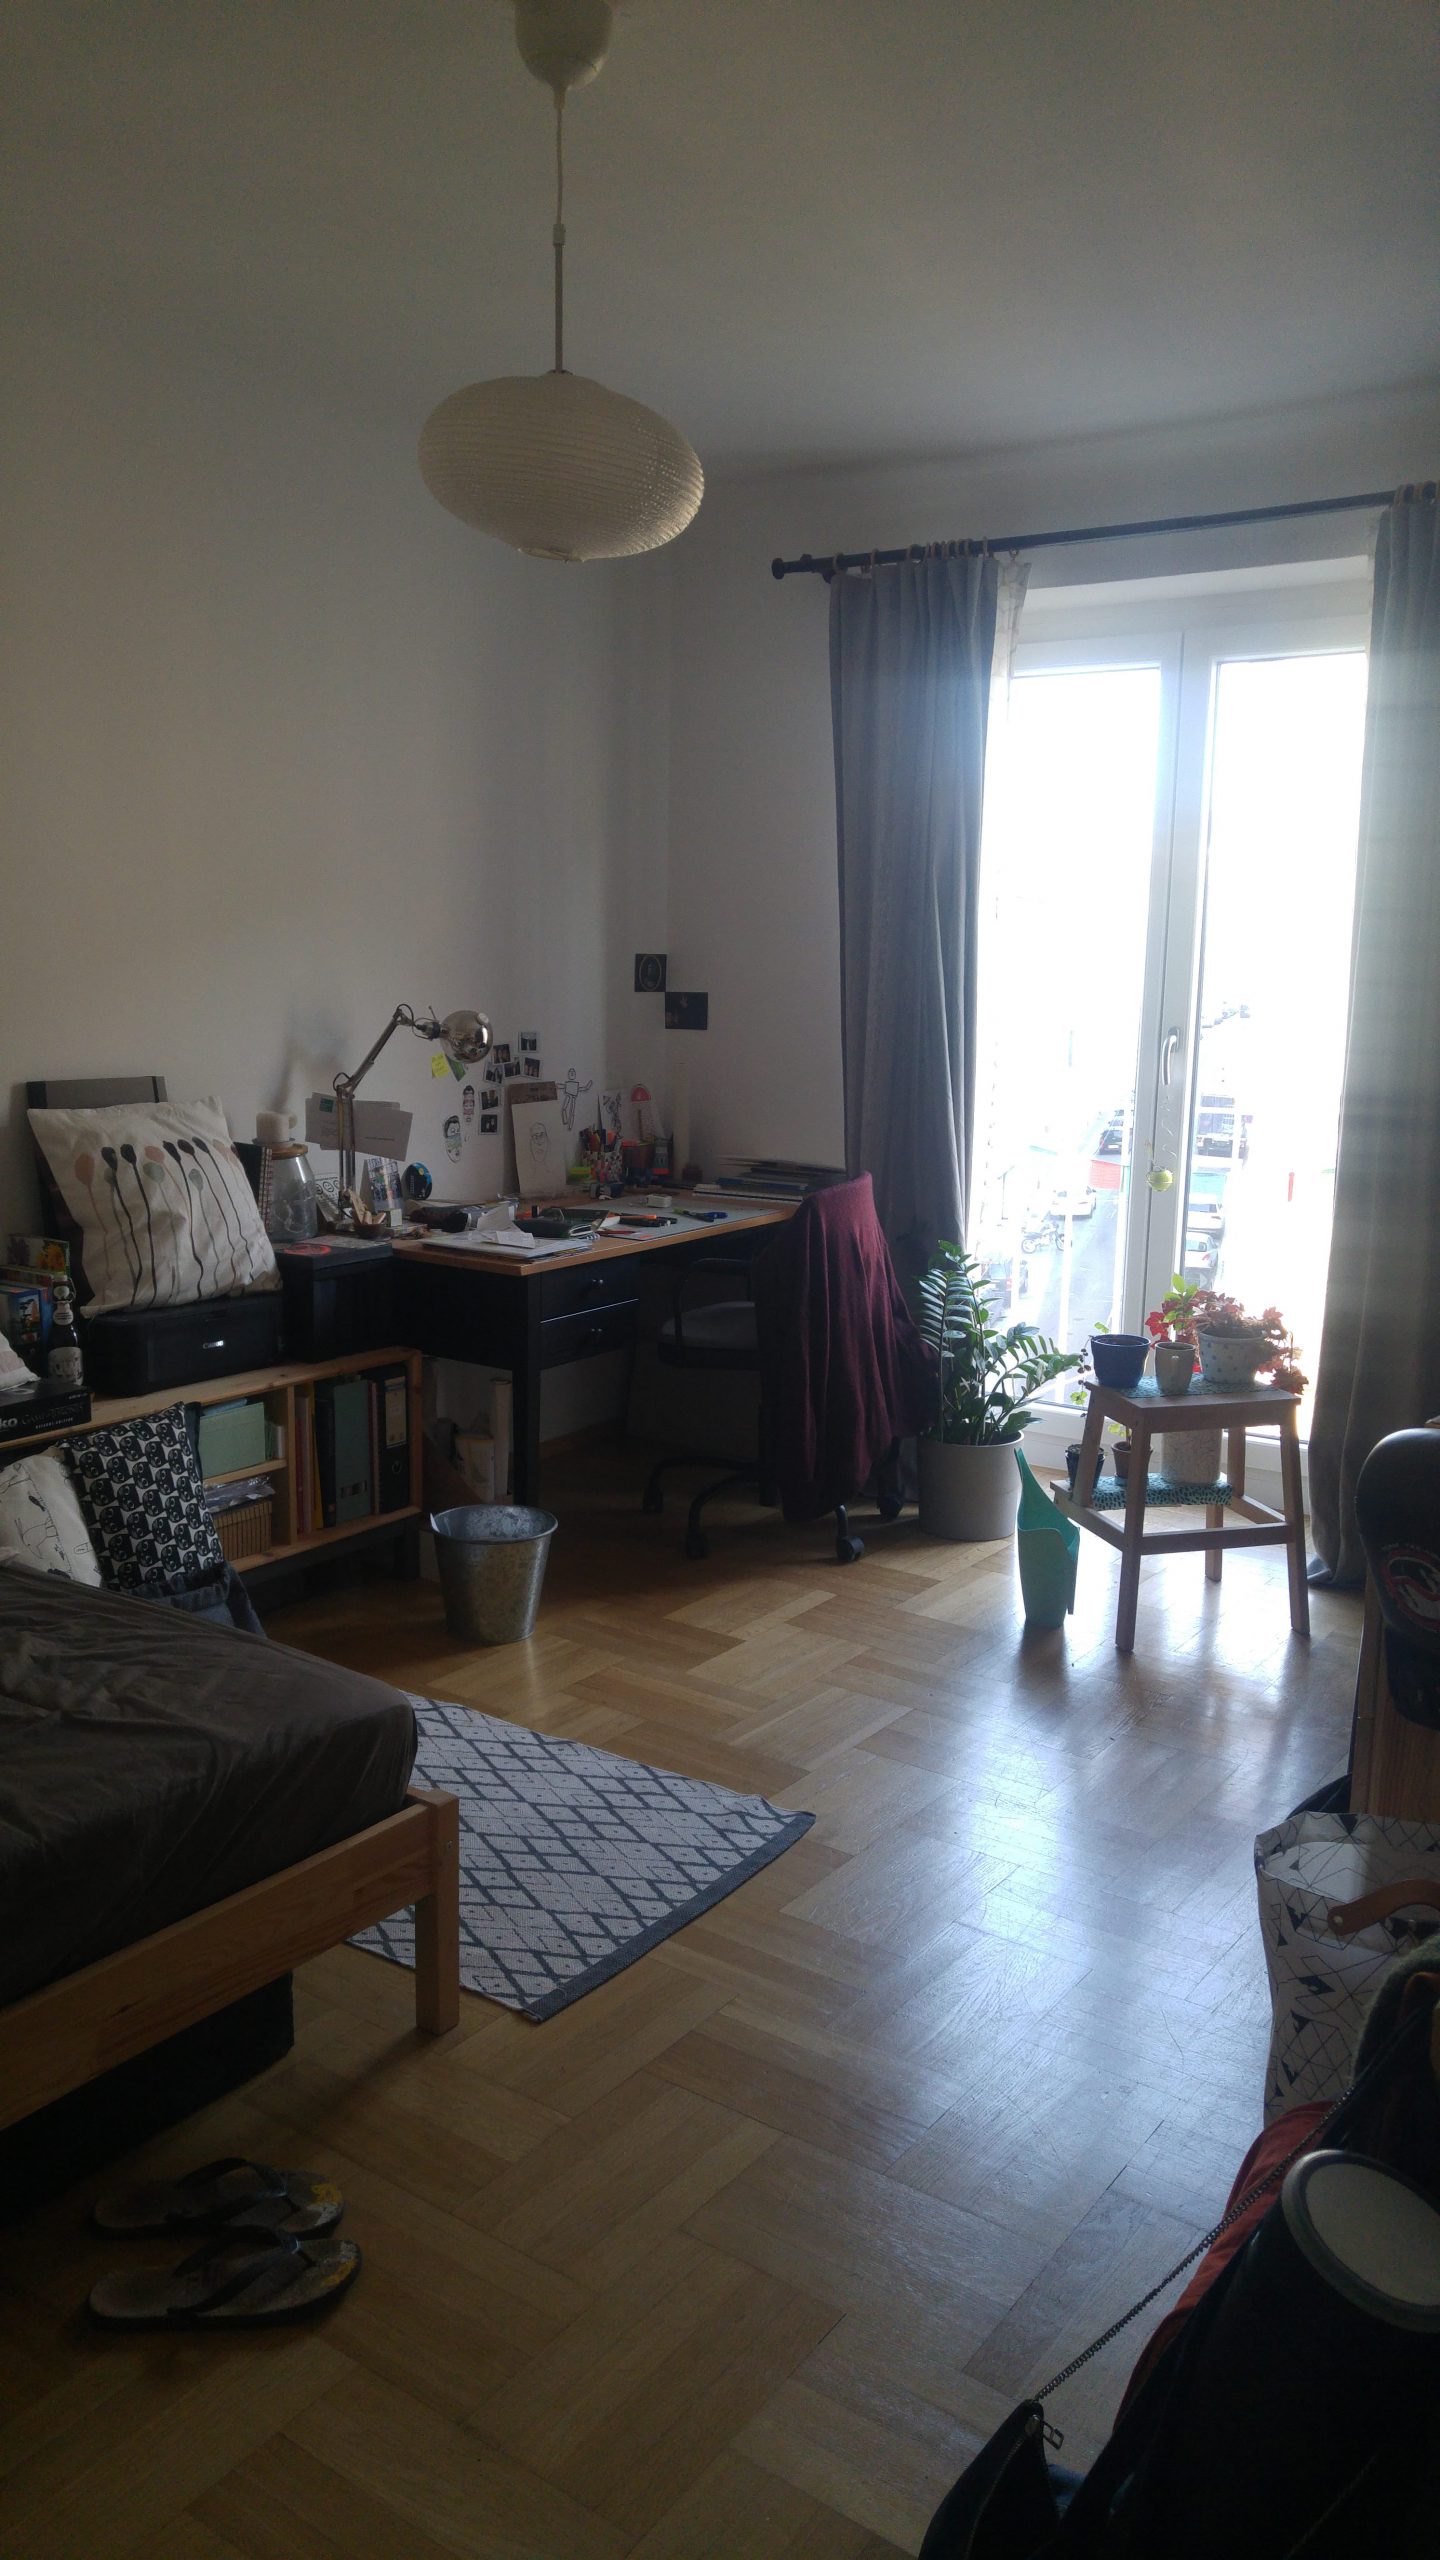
641, 1175, 934, 1564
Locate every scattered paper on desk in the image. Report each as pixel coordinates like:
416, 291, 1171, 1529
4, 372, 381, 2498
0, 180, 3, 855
422, 1221, 591, 1260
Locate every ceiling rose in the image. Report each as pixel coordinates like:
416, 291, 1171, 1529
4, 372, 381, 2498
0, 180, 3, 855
419, 0, 704, 563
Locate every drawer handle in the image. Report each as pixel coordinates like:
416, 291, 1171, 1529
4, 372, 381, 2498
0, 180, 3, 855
581, 1274, 606, 1295
578, 1325, 607, 1348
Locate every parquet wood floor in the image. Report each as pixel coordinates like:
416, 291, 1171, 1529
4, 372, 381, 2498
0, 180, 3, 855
0, 1448, 1361, 2557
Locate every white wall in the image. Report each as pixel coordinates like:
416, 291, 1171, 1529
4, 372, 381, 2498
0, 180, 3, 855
666, 382, 1440, 1175
0, 314, 668, 1242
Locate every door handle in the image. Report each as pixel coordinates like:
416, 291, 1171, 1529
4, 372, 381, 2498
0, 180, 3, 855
1161, 1027, 1180, 1089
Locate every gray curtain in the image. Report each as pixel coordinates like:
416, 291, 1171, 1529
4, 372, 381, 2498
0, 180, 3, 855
1310, 487, 1440, 1581
830, 552, 1010, 1270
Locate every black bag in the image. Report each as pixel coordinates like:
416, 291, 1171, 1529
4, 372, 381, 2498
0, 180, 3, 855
919, 2003, 1439, 2559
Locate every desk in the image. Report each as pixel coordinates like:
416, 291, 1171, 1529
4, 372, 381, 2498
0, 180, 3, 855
394, 1207, 792, 1504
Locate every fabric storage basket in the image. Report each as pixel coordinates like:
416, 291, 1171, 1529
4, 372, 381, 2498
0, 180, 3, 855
214, 1494, 275, 1564
1254, 1810, 1440, 2120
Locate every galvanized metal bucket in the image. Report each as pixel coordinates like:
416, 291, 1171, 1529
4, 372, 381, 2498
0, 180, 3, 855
430, 1504, 557, 1646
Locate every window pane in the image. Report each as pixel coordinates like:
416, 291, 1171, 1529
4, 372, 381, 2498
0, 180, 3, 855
1182, 651, 1368, 1423
973, 666, 1161, 1358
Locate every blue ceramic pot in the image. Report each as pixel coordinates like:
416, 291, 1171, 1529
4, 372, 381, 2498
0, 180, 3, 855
1090, 1331, 1150, 1390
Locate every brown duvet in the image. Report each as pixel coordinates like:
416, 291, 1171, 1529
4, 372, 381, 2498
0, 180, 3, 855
0, 1566, 416, 2006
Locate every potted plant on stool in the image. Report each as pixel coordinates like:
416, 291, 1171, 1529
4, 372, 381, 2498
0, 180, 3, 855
1146, 1277, 1202, 1395
916, 1245, 1078, 1540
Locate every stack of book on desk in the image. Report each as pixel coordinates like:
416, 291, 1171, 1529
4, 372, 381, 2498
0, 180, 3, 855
692, 1159, 847, 1207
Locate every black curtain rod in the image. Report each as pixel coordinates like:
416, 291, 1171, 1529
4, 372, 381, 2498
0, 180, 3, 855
769, 487, 1400, 581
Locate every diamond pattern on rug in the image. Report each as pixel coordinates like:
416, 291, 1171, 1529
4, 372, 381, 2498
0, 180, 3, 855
352, 1696, 814, 2021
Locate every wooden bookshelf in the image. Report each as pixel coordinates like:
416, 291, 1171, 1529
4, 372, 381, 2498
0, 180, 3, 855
3, 1346, 422, 1578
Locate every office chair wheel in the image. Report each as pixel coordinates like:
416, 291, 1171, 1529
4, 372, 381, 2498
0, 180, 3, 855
876, 1490, 904, 1521
836, 1533, 865, 1564
684, 1528, 710, 1561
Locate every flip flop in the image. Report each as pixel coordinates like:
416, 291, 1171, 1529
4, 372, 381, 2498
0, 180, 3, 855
91, 2157, 344, 2239
88, 2232, 361, 2331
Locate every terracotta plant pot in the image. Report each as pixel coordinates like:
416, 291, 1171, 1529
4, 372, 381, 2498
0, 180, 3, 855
1154, 1340, 1198, 1395
1113, 1440, 1132, 1482
1196, 1330, 1265, 1390
918, 1437, 1021, 1541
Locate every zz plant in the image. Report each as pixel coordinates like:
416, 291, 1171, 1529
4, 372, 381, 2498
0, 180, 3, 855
916, 1243, 1078, 1444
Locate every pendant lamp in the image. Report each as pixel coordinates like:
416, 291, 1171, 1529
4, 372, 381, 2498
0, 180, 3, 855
420, 0, 703, 562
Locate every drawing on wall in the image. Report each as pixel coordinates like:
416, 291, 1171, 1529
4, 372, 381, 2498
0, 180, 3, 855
511, 1095, 568, 1192
560, 1067, 594, 1132
600, 1086, 624, 1140
443, 1114, 462, 1162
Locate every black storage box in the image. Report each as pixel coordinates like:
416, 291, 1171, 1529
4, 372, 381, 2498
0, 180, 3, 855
277, 1240, 398, 1361
80, 1289, 285, 1394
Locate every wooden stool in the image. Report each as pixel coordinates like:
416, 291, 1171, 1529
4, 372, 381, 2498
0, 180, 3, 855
1053, 1378, 1310, 1654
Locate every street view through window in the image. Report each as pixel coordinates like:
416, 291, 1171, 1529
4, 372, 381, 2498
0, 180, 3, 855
971, 640, 1369, 1431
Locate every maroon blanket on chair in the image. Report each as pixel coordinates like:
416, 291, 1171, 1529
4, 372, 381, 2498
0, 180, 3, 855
754, 1173, 936, 1521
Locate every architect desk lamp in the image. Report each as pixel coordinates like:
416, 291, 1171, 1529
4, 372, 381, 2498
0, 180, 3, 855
334, 1004, 492, 1223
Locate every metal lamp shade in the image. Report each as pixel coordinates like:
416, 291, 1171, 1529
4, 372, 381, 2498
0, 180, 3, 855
419, 371, 704, 561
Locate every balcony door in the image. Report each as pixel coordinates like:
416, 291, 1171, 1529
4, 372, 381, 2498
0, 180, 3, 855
970, 564, 1370, 1441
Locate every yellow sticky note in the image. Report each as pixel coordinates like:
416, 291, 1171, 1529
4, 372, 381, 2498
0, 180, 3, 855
430, 1054, 449, 1079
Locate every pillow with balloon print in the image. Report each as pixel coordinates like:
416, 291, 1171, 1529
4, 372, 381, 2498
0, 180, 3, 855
27, 1096, 280, 1317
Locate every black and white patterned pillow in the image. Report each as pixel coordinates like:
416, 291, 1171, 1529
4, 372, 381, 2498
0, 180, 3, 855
63, 1404, 224, 1595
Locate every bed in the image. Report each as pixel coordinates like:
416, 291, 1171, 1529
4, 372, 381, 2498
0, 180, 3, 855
0, 1566, 459, 2131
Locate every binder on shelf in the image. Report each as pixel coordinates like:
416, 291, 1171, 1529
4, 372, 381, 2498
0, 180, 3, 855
374, 1363, 411, 1513
313, 1383, 338, 1530
331, 1378, 372, 1524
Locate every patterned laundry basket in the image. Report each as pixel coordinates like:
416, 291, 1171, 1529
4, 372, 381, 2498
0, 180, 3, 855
1255, 1811, 1440, 2120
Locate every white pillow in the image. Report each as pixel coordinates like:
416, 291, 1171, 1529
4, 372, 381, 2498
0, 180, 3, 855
27, 1095, 280, 1317
0, 1333, 38, 1388
0, 1448, 102, 1584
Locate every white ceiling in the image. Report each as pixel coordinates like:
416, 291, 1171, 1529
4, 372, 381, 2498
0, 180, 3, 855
7, 1, 1439, 471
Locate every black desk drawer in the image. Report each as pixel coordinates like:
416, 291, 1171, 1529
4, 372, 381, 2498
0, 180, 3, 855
539, 1261, 642, 1320
539, 1299, 638, 1368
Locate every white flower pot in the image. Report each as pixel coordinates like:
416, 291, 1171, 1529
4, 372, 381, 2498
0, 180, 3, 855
1196, 1331, 1264, 1390
1158, 1427, 1224, 1487
1153, 1342, 1197, 1395
918, 1437, 1021, 1542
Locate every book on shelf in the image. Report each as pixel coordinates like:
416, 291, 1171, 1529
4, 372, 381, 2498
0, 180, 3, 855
302, 1367, 410, 1539
372, 1365, 411, 1513
0, 1378, 92, 1439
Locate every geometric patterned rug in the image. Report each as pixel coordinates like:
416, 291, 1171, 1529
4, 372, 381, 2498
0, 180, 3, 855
351, 1696, 814, 2021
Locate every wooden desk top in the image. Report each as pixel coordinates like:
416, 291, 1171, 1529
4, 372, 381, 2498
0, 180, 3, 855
393, 1202, 793, 1280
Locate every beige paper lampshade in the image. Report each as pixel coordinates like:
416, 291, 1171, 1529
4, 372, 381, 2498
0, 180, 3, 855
419, 371, 703, 562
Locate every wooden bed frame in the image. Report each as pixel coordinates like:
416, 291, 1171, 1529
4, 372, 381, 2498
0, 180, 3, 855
0, 1786, 460, 2133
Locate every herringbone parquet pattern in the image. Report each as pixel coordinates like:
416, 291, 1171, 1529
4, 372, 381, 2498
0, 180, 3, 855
0, 1449, 1360, 2556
